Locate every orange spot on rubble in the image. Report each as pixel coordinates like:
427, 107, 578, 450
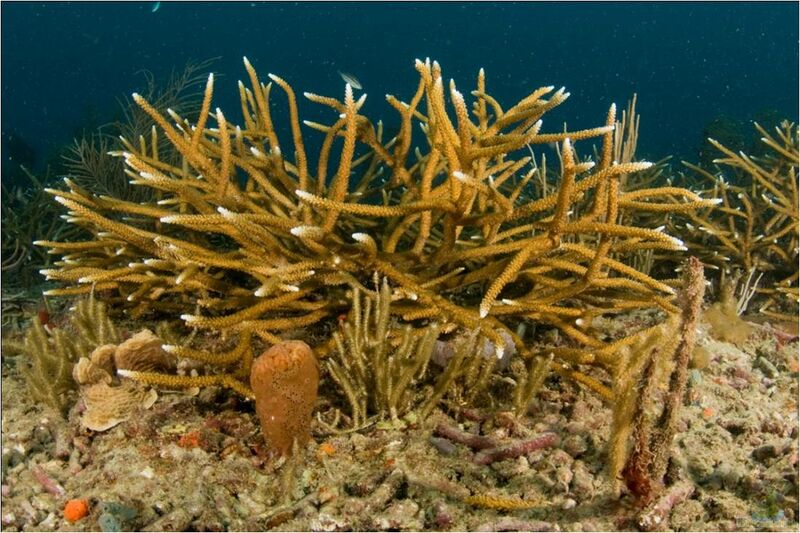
64, 499, 90, 522
178, 431, 203, 448
317, 441, 336, 457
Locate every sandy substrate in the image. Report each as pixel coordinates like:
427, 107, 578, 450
1, 310, 797, 532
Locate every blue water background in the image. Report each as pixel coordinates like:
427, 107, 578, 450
2, 1, 798, 181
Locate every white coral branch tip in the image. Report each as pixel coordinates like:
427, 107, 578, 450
495, 345, 504, 360
351, 233, 373, 244
290, 225, 323, 238
452, 171, 469, 182
669, 236, 686, 249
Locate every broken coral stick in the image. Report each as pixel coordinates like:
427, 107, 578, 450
434, 422, 498, 450
473, 432, 559, 465
638, 480, 695, 531
31, 465, 65, 497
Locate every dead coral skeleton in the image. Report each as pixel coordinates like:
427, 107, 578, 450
617, 256, 706, 503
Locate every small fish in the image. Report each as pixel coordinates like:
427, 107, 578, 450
337, 71, 362, 90
151, 1, 160, 13
81, 33, 99, 45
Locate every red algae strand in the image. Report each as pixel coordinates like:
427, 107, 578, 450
250, 340, 318, 458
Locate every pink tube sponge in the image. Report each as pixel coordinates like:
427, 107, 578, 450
250, 340, 318, 458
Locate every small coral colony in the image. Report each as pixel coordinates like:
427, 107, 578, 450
7, 57, 799, 502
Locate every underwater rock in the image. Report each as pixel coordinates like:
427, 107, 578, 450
668, 499, 708, 531
706, 461, 744, 491
718, 416, 757, 436
308, 512, 349, 532
475, 518, 557, 531
570, 460, 595, 499
428, 436, 458, 456
430, 501, 455, 528
554, 464, 574, 493
373, 499, 422, 531
142, 508, 195, 532
561, 498, 577, 510
752, 443, 780, 463
250, 340, 318, 458
562, 434, 588, 458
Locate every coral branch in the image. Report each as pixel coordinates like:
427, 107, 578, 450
31, 465, 65, 497
473, 432, 559, 465
433, 422, 498, 450
638, 480, 695, 531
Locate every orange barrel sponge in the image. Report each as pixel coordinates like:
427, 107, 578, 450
250, 340, 319, 458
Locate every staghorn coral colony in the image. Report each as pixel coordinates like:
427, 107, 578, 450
37, 57, 712, 392
678, 120, 798, 319
3, 57, 796, 529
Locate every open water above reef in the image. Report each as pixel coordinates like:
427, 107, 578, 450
2, 1, 798, 186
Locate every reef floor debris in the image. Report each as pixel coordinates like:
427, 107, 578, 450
1, 308, 797, 532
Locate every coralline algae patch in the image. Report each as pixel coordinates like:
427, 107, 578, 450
1, 318, 798, 532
